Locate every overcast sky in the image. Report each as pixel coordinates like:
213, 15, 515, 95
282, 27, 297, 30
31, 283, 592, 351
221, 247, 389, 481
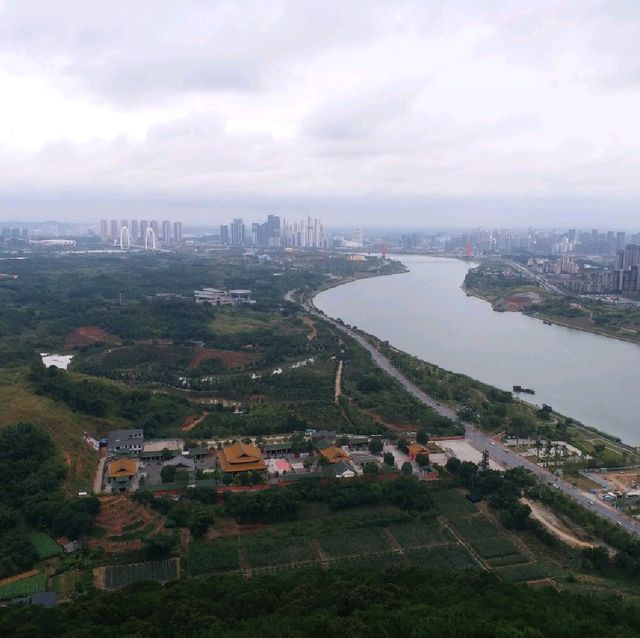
0, 0, 639, 228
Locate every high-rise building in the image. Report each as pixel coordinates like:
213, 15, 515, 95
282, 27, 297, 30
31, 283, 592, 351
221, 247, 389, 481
100, 220, 109, 242
622, 244, 640, 270
266, 214, 281, 247
616, 231, 626, 252
174, 221, 183, 243
161, 220, 171, 243
220, 225, 229, 245
140, 220, 148, 240
150, 220, 159, 238
110, 219, 119, 243
230, 218, 245, 247
130, 220, 139, 242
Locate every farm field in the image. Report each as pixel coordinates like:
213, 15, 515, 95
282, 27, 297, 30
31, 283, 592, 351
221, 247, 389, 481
0, 573, 47, 600
430, 489, 478, 519
99, 559, 179, 590
186, 502, 478, 577
388, 520, 454, 549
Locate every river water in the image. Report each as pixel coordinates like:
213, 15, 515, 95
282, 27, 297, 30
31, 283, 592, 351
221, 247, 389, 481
315, 255, 640, 445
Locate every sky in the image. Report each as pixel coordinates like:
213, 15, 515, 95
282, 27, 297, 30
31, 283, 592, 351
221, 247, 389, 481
0, 0, 639, 228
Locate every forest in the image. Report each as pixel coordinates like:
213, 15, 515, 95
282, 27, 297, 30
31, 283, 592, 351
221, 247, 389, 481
1, 567, 640, 638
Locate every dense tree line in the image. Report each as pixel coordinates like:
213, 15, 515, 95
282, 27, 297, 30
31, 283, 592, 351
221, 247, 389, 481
446, 458, 535, 530
221, 478, 436, 525
2, 566, 640, 637
0, 423, 99, 577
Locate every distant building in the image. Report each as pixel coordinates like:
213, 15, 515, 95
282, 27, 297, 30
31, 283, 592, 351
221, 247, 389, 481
220, 224, 229, 245
130, 219, 139, 241
408, 443, 429, 462
161, 220, 171, 243
319, 446, 351, 464
230, 218, 245, 247
140, 220, 149, 240
150, 220, 159, 237
110, 219, 119, 242
217, 441, 266, 474
174, 221, 183, 243
100, 220, 109, 242
107, 458, 138, 492
107, 429, 144, 456
194, 287, 254, 305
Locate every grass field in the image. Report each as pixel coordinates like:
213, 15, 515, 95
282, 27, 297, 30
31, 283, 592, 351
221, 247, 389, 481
29, 531, 63, 560
430, 489, 478, 519
318, 527, 390, 558
209, 308, 283, 335
187, 539, 240, 575
495, 563, 548, 582
388, 520, 454, 549
0, 370, 105, 492
468, 536, 522, 560
406, 545, 478, 570
0, 573, 47, 600
244, 536, 316, 568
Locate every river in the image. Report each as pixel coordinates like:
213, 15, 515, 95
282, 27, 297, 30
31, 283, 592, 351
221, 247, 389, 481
314, 255, 640, 445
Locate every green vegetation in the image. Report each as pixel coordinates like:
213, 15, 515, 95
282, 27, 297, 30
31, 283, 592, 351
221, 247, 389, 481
28, 532, 63, 560
0, 423, 99, 578
4, 567, 640, 637
103, 559, 178, 590
0, 573, 47, 601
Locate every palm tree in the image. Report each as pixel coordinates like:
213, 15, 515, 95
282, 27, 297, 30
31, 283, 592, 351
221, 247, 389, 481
534, 438, 542, 463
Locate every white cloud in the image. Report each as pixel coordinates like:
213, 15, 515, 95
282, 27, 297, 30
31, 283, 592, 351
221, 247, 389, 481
0, 0, 638, 225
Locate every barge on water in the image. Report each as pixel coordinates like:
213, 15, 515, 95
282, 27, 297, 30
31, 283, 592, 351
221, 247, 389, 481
513, 385, 535, 395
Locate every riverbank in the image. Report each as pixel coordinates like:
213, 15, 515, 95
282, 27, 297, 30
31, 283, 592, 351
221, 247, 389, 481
312, 256, 640, 453
464, 260, 640, 346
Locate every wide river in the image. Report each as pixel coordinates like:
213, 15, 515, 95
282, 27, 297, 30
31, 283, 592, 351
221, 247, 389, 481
315, 255, 640, 445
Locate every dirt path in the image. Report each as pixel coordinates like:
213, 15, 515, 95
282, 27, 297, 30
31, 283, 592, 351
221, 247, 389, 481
93, 455, 106, 494
382, 528, 403, 554
238, 548, 251, 576
334, 360, 343, 404
523, 498, 595, 549
180, 412, 209, 432
312, 539, 330, 567
301, 316, 317, 341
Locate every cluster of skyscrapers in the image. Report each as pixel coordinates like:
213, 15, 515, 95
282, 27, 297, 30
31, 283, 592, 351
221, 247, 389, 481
1, 226, 29, 246
100, 219, 184, 246
220, 215, 328, 249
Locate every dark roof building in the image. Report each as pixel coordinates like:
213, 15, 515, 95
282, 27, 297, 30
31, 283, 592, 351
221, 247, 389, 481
107, 429, 144, 456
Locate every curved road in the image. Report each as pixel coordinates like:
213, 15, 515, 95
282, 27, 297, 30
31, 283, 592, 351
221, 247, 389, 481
287, 289, 640, 537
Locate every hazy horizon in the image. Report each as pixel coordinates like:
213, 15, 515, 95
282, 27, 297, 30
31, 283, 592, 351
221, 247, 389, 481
0, 1, 639, 227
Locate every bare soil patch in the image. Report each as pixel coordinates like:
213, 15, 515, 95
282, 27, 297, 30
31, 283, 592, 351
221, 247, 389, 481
65, 326, 121, 348
523, 498, 595, 549
205, 517, 267, 541
301, 316, 317, 341
87, 495, 165, 554
188, 348, 260, 370
180, 412, 209, 432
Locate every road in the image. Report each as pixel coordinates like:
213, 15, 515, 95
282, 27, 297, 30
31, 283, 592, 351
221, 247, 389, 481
288, 291, 640, 537
504, 259, 565, 295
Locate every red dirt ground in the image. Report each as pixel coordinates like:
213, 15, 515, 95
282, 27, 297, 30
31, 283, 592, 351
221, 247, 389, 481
188, 348, 259, 370
65, 326, 121, 348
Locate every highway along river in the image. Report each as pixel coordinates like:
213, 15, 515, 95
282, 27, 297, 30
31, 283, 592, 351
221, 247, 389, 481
314, 255, 640, 445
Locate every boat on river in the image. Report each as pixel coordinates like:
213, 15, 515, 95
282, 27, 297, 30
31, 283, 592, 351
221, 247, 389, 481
513, 385, 535, 395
